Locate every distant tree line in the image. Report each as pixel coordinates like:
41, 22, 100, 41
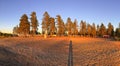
0, 32, 13, 37
13, 11, 120, 38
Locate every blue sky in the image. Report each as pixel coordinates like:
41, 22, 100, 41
0, 0, 120, 33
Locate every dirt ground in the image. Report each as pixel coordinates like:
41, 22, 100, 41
0, 37, 120, 66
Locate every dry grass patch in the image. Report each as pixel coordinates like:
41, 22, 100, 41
0, 37, 120, 66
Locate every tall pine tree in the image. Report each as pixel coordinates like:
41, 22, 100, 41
80, 20, 86, 36
30, 12, 39, 35
73, 19, 78, 35
99, 23, 106, 37
19, 14, 30, 36
56, 15, 65, 36
87, 23, 92, 36
91, 23, 96, 37
42, 11, 50, 35
115, 23, 120, 37
66, 17, 72, 36
49, 17, 56, 35
107, 22, 114, 37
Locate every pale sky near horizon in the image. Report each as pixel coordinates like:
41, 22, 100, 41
0, 0, 120, 33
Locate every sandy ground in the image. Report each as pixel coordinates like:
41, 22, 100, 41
0, 37, 120, 66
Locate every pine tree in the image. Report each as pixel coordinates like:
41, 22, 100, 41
73, 19, 78, 35
96, 25, 100, 36
56, 15, 64, 36
99, 23, 106, 37
30, 12, 39, 35
19, 14, 30, 36
80, 20, 83, 35
80, 20, 86, 36
91, 23, 96, 37
13, 25, 19, 34
61, 20, 65, 35
115, 23, 120, 37
42, 11, 50, 35
66, 17, 72, 36
83, 22, 87, 36
49, 17, 55, 35
115, 28, 120, 37
87, 23, 92, 36
107, 22, 114, 37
